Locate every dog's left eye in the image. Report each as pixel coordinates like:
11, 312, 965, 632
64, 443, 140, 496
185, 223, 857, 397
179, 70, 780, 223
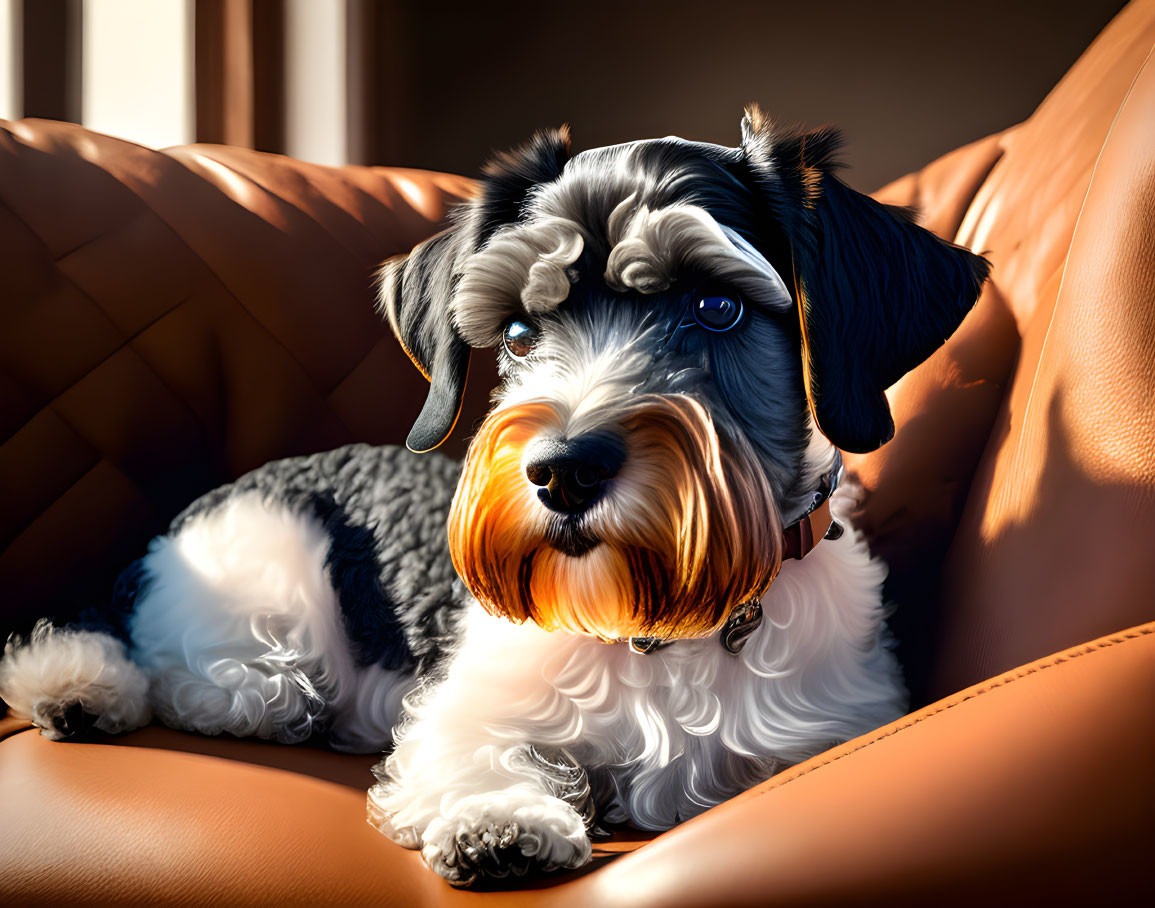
692, 294, 744, 332
503, 319, 538, 359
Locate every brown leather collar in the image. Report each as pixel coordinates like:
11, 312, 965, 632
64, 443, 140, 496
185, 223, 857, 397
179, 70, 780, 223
782, 499, 835, 561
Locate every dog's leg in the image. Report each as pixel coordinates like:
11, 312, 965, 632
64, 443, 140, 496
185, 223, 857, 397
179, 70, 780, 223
1, 489, 415, 752
368, 604, 595, 887
124, 490, 418, 752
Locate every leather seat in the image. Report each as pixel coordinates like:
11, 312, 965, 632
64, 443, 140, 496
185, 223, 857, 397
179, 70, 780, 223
2, 2, 1153, 903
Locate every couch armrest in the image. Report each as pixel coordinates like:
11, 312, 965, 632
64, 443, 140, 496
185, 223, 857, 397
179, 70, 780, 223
4, 624, 1149, 905
565, 621, 1155, 907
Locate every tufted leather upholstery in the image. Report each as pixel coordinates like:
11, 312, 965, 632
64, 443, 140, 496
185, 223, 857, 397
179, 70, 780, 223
0, 121, 478, 635
2, 2, 1154, 903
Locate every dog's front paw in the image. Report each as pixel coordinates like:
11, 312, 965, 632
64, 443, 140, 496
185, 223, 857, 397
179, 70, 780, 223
421, 790, 592, 888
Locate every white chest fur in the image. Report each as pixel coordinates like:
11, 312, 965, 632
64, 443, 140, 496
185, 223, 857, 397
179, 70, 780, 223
372, 518, 907, 855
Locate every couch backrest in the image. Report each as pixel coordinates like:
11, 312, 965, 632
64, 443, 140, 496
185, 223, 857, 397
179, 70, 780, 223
0, 126, 475, 633
849, 0, 1155, 701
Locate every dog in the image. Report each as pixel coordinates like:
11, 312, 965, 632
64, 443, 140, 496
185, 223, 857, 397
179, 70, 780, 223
0, 106, 988, 887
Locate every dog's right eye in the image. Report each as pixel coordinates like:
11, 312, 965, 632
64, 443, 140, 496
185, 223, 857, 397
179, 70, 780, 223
503, 320, 538, 359
692, 293, 744, 332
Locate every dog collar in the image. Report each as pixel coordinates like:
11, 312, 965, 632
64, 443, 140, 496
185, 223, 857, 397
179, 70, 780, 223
626, 462, 844, 657
781, 459, 843, 560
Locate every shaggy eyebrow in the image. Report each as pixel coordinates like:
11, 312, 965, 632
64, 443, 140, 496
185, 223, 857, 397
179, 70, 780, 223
603, 199, 793, 310
452, 217, 586, 348
451, 196, 793, 350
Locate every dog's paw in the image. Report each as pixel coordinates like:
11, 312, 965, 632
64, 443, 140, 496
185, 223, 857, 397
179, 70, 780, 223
0, 622, 151, 739
420, 790, 592, 888
42, 701, 103, 741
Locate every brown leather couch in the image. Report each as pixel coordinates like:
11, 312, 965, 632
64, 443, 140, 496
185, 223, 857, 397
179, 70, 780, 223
2, 3, 1153, 904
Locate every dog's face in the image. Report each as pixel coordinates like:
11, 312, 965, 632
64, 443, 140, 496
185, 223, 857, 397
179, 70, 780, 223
379, 107, 989, 642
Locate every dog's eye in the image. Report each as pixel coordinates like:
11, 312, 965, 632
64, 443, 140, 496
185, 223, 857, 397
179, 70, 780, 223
692, 294, 744, 332
503, 319, 538, 359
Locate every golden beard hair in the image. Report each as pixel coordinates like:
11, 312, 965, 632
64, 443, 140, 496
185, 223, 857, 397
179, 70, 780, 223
447, 394, 784, 641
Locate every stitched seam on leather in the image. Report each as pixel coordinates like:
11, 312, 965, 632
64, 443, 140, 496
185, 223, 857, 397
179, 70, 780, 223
2, 458, 103, 552
169, 151, 389, 399
0, 198, 211, 450
322, 260, 406, 396
753, 624, 1155, 799
946, 142, 1006, 246
194, 151, 375, 265
96, 153, 357, 437
0, 203, 223, 546
325, 335, 389, 402
0, 295, 198, 457
0, 178, 127, 264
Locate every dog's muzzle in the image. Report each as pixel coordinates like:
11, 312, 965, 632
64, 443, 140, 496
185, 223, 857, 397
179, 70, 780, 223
450, 394, 785, 642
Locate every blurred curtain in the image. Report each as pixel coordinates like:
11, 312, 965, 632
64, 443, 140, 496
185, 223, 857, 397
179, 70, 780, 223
5, 0, 399, 165
19, 0, 82, 124
195, 0, 283, 151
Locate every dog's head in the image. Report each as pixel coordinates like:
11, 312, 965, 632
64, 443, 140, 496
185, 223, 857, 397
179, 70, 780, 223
378, 107, 989, 642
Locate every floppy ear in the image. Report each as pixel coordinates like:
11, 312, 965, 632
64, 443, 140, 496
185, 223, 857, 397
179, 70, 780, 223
378, 229, 474, 453
377, 128, 572, 453
740, 107, 990, 453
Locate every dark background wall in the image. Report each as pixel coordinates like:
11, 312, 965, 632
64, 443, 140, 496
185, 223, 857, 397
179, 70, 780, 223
381, 0, 1127, 191
12, 0, 1130, 190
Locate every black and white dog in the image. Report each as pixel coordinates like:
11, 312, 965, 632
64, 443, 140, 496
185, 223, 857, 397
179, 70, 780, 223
0, 107, 987, 887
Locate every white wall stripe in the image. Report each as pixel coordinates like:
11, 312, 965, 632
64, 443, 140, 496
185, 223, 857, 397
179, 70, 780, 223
0, 0, 19, 121
284, 0, 347, 166
81, 0, 194, 149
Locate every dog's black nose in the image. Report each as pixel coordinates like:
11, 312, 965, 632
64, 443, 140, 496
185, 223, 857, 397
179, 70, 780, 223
525, 433, 626, 513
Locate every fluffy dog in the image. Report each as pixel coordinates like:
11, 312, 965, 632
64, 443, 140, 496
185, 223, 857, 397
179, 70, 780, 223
0, 107, 988, 887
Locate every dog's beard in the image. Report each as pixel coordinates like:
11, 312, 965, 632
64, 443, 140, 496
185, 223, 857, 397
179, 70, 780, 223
448, 395, 783, 641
